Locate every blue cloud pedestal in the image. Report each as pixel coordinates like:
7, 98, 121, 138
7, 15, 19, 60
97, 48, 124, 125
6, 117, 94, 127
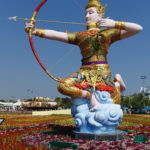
71, 91, 126, 141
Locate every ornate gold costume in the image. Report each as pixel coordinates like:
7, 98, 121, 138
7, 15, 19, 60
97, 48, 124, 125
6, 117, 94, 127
58, 28, 121, 104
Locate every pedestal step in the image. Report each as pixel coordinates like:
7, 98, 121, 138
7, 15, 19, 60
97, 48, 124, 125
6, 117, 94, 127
73, 130, 126, 141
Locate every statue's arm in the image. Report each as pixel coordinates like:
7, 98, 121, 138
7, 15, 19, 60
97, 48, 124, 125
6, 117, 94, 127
25, 22, 69, 43
43, 29, 68, 43
120, 22, 143, 39
99, 18, 143, 40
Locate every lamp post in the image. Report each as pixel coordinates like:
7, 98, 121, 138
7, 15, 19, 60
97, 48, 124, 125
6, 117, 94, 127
140, 75, 147, 88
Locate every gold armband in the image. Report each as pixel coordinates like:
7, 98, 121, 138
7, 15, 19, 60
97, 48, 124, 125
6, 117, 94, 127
35, 29, 45, 38
115, 21, 126, 30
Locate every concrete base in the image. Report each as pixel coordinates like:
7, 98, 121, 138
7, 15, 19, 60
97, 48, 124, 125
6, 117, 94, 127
73, 130, 126, 141
32, 109, 71, 115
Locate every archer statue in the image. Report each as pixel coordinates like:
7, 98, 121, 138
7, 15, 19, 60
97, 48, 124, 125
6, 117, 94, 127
25, 0, 143, 111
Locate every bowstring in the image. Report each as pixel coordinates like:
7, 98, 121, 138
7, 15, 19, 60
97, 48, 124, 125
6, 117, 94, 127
48, 0, 85, 73
49, 47, 76, 72
72, 0, 84, 12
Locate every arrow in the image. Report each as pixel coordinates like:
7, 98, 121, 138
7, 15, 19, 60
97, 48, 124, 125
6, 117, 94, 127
8, 16, 86, 26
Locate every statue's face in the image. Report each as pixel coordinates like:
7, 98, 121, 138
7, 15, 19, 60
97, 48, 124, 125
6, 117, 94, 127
85, 7, 101, 24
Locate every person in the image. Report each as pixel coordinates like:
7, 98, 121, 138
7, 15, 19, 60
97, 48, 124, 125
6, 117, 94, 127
25, 0, 143, 110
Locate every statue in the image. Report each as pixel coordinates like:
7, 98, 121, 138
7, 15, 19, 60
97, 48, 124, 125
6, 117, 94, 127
25, 0, 143, 137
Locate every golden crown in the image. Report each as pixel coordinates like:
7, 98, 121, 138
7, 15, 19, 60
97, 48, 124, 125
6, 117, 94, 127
85, 0, 106, 16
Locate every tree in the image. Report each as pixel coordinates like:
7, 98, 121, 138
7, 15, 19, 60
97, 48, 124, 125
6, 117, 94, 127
121, 96, 132, 108
121, 93, 150, 113
55, 97, 62, 106
54, 97, 72, 108
131, 94, 144, 109
61, 97, 72, 108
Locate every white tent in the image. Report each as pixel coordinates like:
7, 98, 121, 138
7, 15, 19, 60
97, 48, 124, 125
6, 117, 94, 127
12, 99, 22, 109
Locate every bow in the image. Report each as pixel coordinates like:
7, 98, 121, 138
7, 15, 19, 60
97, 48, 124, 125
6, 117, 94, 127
28, 0, 60, 82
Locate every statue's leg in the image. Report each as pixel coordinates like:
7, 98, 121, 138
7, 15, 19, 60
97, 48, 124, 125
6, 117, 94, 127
57, 78, 91, 99
58, 78, 101, 111
111, 74, 126, 104
114, 74, 126, 92
111, 86, 121, 104
89, 93, 101, 111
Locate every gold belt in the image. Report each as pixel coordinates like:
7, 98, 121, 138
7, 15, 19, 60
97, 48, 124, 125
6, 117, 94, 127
80, 64, 110, 70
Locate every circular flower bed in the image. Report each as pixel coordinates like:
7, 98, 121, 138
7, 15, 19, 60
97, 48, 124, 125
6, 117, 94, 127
22, 124, 150, 150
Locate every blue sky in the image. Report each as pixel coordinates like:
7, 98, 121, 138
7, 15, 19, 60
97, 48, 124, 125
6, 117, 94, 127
0, 0, 150, 100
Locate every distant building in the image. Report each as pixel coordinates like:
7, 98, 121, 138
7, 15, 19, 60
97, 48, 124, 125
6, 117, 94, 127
0, 102, 13, 110
140, 86, 150, 98
0, 97, 58, 111
22, 96, 58, 110
0, 99, 23, 110
13, 99, 23, 110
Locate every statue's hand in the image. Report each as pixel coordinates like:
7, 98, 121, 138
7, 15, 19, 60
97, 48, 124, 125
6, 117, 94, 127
98, 18, 115, 29
24, 21, 36, 34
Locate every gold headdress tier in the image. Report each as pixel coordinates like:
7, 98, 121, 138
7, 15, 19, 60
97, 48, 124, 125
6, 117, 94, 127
85, 0, 106, 16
